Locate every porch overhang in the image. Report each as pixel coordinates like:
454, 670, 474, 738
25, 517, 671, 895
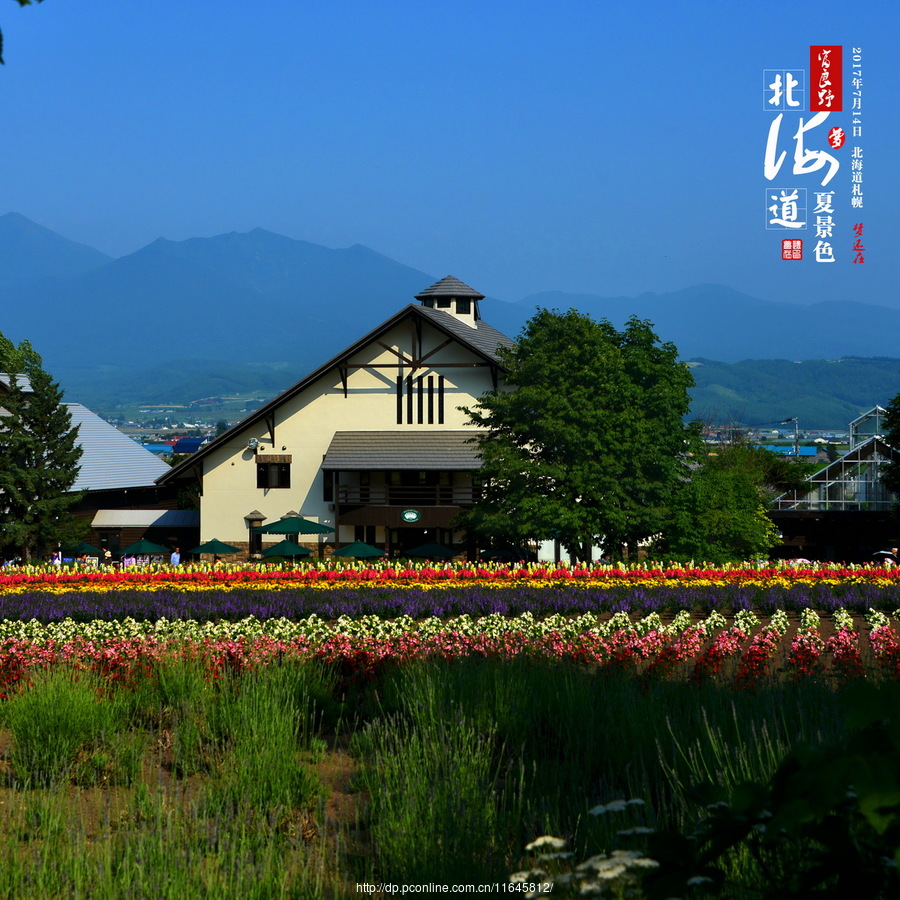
321, 430, 481, 471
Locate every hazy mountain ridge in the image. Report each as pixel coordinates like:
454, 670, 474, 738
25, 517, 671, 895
1, 214, 434, 372
491, 287, 900, 362
2, 213, 899, 428
0, 213, 111, 289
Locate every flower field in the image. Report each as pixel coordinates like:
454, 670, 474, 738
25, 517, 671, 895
0, 562, 896, 896
0, 561, 899, 690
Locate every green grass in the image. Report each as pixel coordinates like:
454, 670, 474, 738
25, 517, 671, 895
0, 654, 870, 895
4, 667, 127, 787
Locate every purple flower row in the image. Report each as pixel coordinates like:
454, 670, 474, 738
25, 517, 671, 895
0, 582, 899, 623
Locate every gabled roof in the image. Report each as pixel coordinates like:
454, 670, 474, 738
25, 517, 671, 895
158, 300, 514, 486
849, 405, 886, 428
68, 404, 172, 492
772, 435, 900, 510
172, 436, 208, 454
418, 305, 515, 359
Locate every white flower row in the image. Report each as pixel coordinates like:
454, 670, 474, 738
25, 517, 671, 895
0, 607, 896, 645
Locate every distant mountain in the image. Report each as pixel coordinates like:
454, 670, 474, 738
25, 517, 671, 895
489, 286, 900, 363
0, 212, 111, 289
2, 213, 900, 427
0, 216, 434, 373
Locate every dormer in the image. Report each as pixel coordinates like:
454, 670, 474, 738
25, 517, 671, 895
415, 275, 484, 328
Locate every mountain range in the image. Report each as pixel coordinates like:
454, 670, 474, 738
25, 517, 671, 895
2, 212, 898, 428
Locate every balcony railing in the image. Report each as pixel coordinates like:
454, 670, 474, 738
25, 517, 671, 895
772, 498, 895, 511
336, 485, 478, 507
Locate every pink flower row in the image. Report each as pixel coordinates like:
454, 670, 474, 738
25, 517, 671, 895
1, 625, 899, 692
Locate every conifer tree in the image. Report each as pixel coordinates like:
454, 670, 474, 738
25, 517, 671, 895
0, 333, 83, 562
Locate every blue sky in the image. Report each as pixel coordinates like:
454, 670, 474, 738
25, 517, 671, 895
2, 0, 896, 307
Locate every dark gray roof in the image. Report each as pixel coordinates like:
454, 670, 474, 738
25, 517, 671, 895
322, 431, 482, 470
415, 275, 485, 301
418, 306, 516, 363
68, 404, 171, 491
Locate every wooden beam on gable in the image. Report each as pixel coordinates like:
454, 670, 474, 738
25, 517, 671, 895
413, 319, 423, 371
375, 340, 414, 366
264, 414, 276, 446
416, 337, 454, 366
339, 362, 491, 370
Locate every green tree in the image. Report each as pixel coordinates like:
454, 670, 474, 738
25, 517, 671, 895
1, 0, 43, 65
665, 444, 781, 563
0, 333, 83, 562
459, 309, 694, 560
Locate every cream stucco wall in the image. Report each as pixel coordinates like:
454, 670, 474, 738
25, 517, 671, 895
198, 317, 501, 545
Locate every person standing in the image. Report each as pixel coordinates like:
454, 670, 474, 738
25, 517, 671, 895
170, 546, 181, 566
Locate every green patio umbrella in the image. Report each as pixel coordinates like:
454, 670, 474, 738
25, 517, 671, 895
404, 542, 456, 560
120, 539, 169, 556
189, 539, 241, 556
261, 540, 313, 558
252, 516, 333, 535
331, 541, 385, 559
61, 541, 104, 556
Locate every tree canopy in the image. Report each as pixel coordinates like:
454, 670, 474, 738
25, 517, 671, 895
1, 0, 43, 65
459, 308, 695, 560
665, 444, 783, 564
0, 332, 83, 562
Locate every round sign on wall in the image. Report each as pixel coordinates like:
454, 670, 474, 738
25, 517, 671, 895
401, 509, 421, 523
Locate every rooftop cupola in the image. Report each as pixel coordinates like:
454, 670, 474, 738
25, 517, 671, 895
415, 275, 484, 327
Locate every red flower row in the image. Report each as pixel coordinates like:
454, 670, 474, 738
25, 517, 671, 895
0, 625, 896, 694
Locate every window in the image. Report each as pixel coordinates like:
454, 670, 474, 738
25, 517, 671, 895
455, 299, 470, 315
257, 463, 291, 489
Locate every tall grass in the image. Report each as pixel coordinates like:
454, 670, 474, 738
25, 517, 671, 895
0, 653, 854, 893
206, 663, 325, 813
352, 658, 848, 883
3, 667, 127, 787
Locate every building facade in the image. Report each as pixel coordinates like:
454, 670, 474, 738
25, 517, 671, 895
159, 277, 515, 557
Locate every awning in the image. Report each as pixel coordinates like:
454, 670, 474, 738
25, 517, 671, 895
91, 509, 200, 529
321, 431, 482, 471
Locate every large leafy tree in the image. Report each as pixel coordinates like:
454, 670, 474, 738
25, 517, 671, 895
665, 444, 782, 563
459, 309, 695, 560
0, 332, 83, 562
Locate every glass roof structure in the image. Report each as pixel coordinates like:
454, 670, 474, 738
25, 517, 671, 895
773, 407, 898, 512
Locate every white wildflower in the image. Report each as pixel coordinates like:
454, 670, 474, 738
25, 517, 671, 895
525, 835, 566, 852
510, 869, 546, 883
